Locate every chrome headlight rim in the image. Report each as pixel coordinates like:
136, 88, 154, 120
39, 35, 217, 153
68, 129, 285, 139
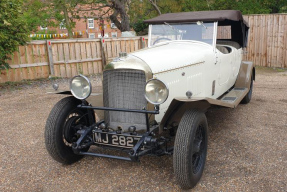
70, 74, 92, 100
144, 78, 169, 105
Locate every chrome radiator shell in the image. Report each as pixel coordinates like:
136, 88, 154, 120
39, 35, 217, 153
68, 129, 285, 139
103, 69, 147, 132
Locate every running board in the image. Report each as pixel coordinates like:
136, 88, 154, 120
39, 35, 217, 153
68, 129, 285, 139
175, 86, 249, 109
195, 87, 249, 108
219, 87, 248, 108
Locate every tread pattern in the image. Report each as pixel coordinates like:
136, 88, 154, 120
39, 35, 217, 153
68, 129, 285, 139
45, 96, 87, 164
173, 109, 208, 189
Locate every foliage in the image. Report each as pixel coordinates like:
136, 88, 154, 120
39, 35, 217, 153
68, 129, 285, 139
22, 0, 51, 32
129, 0, 287, 34
0, 0, 30, 69
21, 0, 287, 37
131, 19, 148, 35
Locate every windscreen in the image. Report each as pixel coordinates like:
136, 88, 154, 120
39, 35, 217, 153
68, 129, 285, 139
149, 22, 215, 46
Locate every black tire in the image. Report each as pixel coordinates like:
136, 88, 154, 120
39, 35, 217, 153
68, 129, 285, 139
241, 74, 254, 104
173, 109, 208, 189
45, 96, 94, 164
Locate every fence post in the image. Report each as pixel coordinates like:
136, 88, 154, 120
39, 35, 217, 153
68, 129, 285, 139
100, 38, 107, 67
140, 37, 145, 49
46, 40, 55, 76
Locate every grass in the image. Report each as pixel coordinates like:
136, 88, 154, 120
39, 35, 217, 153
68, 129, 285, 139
274, 68, 286, 72
255, 66, 287, 74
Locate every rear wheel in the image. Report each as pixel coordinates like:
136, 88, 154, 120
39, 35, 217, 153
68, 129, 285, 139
173, 109, 208, 189
241, 74, 254, 104
45, 96, 94, 164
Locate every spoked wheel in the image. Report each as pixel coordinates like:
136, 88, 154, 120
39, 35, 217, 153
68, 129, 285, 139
192, 125, 206, 174
45, 96, 95, 164
173, 109, 208, 189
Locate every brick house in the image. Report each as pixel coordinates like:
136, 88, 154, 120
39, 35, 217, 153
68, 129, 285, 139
37, 5, 123, 38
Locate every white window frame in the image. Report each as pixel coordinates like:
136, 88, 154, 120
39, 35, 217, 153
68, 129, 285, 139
88, 18, 94, 29
111, 32, 117, 37
89, 33, 95, 39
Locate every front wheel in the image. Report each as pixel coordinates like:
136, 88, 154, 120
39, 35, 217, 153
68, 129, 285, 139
45, 96, 94, 164
173, 109, 208, 189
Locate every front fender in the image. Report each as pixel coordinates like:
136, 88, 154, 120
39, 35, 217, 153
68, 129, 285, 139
159, 96, 239, 133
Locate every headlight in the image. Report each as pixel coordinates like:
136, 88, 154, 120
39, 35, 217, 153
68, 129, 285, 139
70, 75, 92, 100
145, 79, 169, 105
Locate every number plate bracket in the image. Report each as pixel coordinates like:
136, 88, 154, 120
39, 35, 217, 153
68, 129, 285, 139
93, 129, 142, 149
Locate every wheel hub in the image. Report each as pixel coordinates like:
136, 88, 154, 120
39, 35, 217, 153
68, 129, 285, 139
193, 139, 202, 153
64, 116, 81, 143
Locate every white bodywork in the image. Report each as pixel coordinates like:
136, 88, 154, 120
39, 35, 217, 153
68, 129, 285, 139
131, 39, 242, 121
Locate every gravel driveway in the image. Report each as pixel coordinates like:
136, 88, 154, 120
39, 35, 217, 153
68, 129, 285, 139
0, 67, 286, 192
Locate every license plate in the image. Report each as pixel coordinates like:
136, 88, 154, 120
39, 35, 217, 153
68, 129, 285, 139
93, 132, 141, 148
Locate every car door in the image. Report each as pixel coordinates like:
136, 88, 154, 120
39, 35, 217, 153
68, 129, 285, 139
217, 47, 233, 86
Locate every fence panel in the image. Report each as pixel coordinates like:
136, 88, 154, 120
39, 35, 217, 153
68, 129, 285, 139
0, 41, 50, 83
244, 14, 287, 68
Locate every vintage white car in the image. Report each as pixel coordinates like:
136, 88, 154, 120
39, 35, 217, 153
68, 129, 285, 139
45, 10, 254, 189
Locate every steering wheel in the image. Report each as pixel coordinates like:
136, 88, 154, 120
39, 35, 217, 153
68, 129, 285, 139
153, 37, 172, 45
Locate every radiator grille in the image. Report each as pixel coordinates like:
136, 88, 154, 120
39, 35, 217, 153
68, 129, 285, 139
103, 69, 147, 131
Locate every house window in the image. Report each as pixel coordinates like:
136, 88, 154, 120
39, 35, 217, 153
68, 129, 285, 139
60, 20, 66, 29
111, 32, 117, 37
88, 18, 94, 28
89, 33, 95, 39
111, 23, 117, 29
98, 33, 109, 38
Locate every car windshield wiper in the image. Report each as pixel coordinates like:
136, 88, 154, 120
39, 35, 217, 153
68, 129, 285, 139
164, 22, 177, 32
164, 22, 185, 35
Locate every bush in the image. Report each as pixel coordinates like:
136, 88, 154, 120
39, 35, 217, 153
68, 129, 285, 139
0, 0, 29, 69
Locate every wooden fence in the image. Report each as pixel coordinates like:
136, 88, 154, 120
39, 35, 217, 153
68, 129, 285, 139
0, 37, 147, 83
243, 14, 287, 68
1, 14, 287, 83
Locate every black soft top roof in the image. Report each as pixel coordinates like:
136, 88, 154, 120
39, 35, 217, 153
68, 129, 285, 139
144, 10, 248, 26
144, 10, 249, 48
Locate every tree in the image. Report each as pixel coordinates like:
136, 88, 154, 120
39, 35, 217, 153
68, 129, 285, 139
22, 0, 51, 32
0, 0, 30, 69
148, 0, 161, 15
